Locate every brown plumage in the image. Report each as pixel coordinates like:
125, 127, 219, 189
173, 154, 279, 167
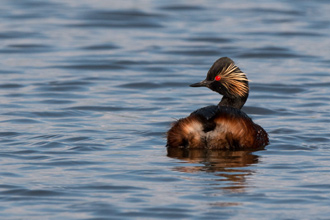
166, 57, 269, 150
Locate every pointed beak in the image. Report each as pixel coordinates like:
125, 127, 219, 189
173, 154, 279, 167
189, 80, 211, 87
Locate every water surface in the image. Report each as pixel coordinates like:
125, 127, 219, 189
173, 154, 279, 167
0, 0, 330, 219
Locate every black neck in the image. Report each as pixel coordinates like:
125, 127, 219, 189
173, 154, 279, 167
218, 95, 248, 109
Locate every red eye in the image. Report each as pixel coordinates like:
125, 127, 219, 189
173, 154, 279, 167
215, 75, 221, 81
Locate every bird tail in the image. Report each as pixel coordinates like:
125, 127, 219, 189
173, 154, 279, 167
166, 115, 204, 148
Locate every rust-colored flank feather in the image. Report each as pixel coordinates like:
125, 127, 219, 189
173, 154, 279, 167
167, 107, 268, 150
166, 57, 269, 150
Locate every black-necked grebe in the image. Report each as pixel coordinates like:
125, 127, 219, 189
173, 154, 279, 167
167, 57, 269, 149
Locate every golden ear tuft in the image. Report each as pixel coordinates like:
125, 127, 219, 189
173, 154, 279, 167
217, 63, 249, 97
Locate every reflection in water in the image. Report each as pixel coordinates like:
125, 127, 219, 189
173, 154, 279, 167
167, 148, 260, 193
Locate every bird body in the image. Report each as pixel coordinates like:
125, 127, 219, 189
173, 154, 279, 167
167, 57, 269, 149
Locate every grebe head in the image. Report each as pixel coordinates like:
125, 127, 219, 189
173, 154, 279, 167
190, 57, 249, 109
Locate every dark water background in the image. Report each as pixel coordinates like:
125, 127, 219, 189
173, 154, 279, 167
0, 0, 330, 219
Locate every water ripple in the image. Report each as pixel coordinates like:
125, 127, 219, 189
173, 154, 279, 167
0, 0, 329, 219
72, 10, 166, 28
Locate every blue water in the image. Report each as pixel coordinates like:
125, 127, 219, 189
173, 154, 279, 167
0, 0, 330, 219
